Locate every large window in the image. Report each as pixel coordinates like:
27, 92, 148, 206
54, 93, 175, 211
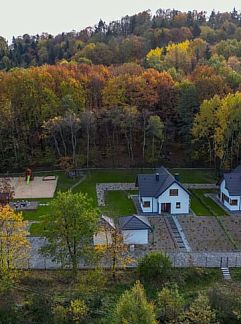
176, 202, 181, 209
170, 189, 178, 196
143, 201, 150, 208
230, 199, 238, 206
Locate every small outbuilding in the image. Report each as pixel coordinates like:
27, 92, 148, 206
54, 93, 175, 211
118, 214, 152, 244
93, 215, 115, 245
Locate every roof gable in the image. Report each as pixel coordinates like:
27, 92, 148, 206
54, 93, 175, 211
157, 180, 188, 197
119, 215, 152, 230
223, 171, 241, 196
220, 165, 241, 196
137, 166, 189, 198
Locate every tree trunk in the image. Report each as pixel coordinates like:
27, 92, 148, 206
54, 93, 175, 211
142, 115, 146, 163
86, 126, 90, 168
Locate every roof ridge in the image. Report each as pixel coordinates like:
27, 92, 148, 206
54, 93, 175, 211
122, 215, 134, 228
154, 170, 173, 197
163, 167, 175, 180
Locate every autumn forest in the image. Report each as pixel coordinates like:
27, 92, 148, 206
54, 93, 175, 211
1, 9, 241, 170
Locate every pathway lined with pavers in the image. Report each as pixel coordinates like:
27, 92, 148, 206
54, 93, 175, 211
171, 216, 192, 252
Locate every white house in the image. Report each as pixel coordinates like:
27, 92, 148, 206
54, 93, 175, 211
220, 165, 241, 211
136, 166, 190, 215
119, 215, 152, 245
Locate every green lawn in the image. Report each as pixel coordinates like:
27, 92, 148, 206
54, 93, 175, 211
190, 193, 211, 216
22, 198, 52, 221
173, 169, 217, 184
21, 172, 83, 234
191, 189, 228, 216
73, 168, 217, 204
22, 168, 218, 235
72, 169, 151, 203
101, 190, 138, 218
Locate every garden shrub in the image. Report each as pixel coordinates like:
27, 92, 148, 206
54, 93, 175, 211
138, 252, 172, 282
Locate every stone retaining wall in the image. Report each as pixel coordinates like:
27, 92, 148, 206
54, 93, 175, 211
96, 183, 137, 206
28, 237, 241, 269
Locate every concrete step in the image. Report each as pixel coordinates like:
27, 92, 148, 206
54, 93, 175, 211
221, 267, 231, 280
165, 216, 188, 251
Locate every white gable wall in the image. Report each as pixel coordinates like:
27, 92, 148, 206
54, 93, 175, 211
158, 182, 189, 214
220, 179, 241, 211
122, 229, 149, 244
93, 231, 112, 245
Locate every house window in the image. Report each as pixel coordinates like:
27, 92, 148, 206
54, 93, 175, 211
143, 201, 150, 208
176, 202, 181, 209
230, 199, 238, 206
222, 193, 229, 203
170, 189, 178, 196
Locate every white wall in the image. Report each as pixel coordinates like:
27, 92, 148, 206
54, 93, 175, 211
158, 183, 190, 214
220, 179, 241, 211
93, 231, 112, 245
139, 196, 158, 213
122, 229, 149, 244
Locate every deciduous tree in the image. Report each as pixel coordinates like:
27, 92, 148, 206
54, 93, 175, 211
41, 191, 99, 279
0, 206, 30, 292
113, 281, 157, 324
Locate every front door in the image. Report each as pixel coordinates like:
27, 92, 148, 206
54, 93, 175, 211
161, 203, 171, 213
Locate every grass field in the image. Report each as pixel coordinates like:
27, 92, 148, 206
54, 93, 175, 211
173, 168, 217, 184
102, 190, 138, 218
190, 189, 228, 216
21, 168, 218, 235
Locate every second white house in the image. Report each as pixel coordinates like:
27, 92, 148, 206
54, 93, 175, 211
220, 165, 241, 211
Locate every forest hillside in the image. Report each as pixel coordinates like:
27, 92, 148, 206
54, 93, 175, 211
0, 8, 241, 170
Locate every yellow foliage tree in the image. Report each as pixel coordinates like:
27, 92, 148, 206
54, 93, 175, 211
146, 47, 163, 61
165, 40, 192, 73
146, 47, 165, 71
95, 226, 133, 281
0, 205, 30, 290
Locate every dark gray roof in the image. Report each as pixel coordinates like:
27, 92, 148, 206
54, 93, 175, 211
118, 215, 152, 230
137, 166, 188, 198
233, 165, 241, 173
223, 166, 241, 196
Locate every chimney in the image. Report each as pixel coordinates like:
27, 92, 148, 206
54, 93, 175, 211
174, 173, 180, 181
156, 173, 159, 181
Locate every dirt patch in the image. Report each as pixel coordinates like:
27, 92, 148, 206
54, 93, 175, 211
221, 216, 241, 249
147, 217, 178, 252
177, 216, 235, 252
9, 176, 58, 199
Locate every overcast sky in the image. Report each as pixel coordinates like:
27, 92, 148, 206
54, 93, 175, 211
1, 0, 239, 42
